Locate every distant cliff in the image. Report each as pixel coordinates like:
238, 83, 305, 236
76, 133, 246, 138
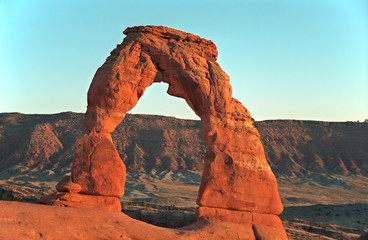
256, 120, 368, 175
0, 112, 367, 177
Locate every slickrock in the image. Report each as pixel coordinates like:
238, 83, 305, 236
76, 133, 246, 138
0, 201, 274, 240
40, 25, 286, 239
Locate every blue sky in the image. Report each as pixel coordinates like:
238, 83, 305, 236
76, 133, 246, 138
1, 0, 367, 121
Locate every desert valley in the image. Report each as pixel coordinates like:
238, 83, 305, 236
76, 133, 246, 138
1, 112, 367, 239
1, 20, 367, 239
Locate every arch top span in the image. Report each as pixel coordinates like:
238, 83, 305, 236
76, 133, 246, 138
123, 25, 218, 60
40, 26, 287, 239
83, 26, 253, 136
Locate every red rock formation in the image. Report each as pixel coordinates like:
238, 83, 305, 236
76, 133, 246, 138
38, 192, 121, 212
196, 207, 287, 239
40, 26, 286, 238
55, 176, 81, 193
0, 201, 283, 240
39, 132, 126, 212
72, 131, 126, 197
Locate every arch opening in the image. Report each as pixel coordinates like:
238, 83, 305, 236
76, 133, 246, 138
112, 81, 205, 228
128, 82, 200, 121
40, 25, 287, 239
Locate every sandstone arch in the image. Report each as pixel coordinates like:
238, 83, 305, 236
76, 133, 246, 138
40, 26, 287, 239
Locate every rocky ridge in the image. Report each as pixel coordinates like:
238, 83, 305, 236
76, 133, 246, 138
1, 112, 367, 177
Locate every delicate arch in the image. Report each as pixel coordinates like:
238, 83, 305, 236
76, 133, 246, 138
44, 26, 287, 239
81, 26, 282, 214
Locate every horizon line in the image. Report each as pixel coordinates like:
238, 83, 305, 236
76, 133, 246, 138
1, 111, 366, 123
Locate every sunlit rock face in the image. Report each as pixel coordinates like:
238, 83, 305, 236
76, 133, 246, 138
41, 26, 287, 239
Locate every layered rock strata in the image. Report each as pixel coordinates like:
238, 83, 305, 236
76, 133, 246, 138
40, 25, 286, 239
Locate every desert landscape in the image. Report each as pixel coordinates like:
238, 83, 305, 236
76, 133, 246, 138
2, 1, 367, 237
1, 112, 367, 239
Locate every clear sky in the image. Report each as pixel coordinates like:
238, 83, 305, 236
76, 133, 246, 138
1, 0, 367, 121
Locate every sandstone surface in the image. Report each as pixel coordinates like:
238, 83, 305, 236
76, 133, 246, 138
0, 201, 276, 240
38, 26, 286, 238
83, 25, 283, 215
196, 207, 287, 239
40, 131, 126, 212
55, 176, 81, 193
72, 131, 126, 197
38, 192, 121, 212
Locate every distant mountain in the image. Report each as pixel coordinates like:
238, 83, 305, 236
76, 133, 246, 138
256, 120, 368, 176
0, 112, 367, 178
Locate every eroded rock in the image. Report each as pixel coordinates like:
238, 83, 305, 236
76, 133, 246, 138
72, 131, 126, 197
38, 192, 121, 212
40, 25, 286, 239
196, 207, 287, 239
55, 176, 81, 193
82, 25, 283, 213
